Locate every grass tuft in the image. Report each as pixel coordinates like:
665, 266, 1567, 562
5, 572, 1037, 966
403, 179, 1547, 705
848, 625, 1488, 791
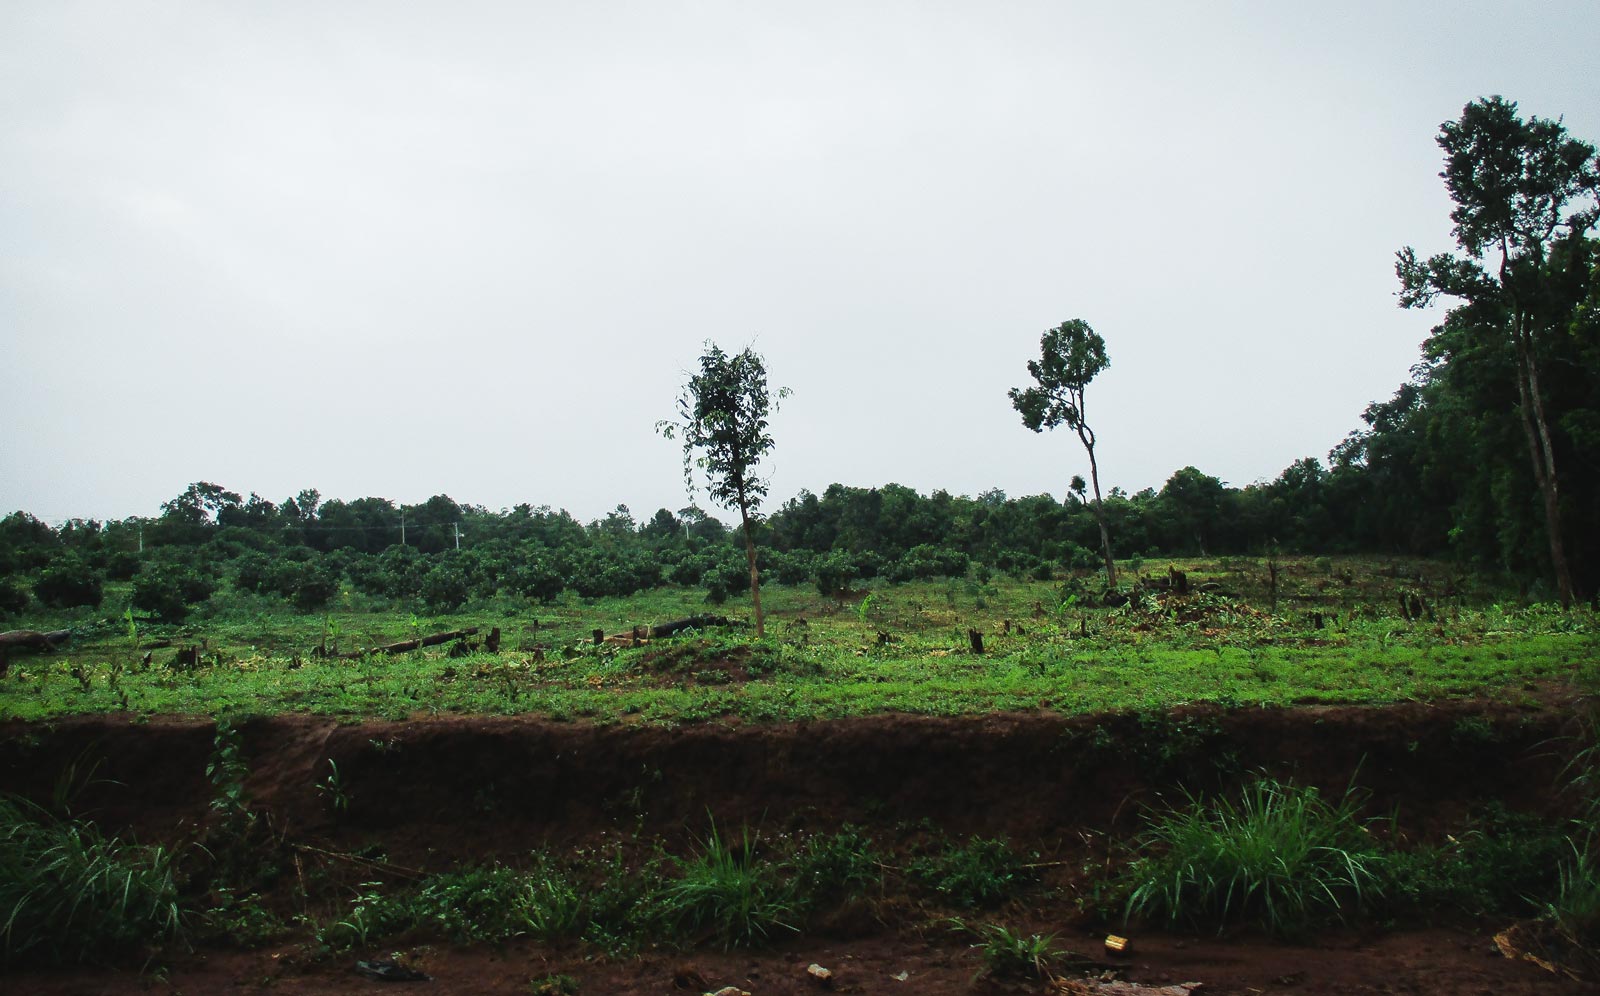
661, 821, 795, 948
0, 796, 186, 966
1123, 776, 1379, 936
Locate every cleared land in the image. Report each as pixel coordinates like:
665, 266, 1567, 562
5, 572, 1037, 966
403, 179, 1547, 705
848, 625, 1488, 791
1, 557, 1597, 994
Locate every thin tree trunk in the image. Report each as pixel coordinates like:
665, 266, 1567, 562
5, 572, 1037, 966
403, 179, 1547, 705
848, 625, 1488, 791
1512, 315, 1577, 606
737, 490, 766, 638
1078, 426, 1117, 587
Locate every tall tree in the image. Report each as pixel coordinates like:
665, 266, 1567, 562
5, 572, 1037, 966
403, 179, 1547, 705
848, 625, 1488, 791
1396, 95, 1599, 605
658, 343, 787, 637
1009, 319, 1118, 585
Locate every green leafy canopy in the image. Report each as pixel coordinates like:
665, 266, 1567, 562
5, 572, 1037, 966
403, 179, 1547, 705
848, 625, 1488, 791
1007, 319, 1109, 434
656, 342, 789, 514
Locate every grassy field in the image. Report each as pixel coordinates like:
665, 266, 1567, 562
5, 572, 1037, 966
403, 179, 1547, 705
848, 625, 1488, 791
3, 555, 1594, 723
5, 556, 1600, 985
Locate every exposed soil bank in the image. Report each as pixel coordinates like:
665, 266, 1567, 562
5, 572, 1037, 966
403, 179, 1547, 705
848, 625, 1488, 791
2, 696, 1595, 994
0, 698, 1578, 860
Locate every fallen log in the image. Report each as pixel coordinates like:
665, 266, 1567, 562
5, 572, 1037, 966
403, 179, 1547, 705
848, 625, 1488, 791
647, 615, 732, 638
372, 627, 479, 656
324, 628, 482, 659
0, 629, 71, 653
0, 630, 71, 679
600, 615, 733, 645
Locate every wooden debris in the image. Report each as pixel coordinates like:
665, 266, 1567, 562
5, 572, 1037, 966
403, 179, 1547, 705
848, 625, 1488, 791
0, 629, 71, 678
1494, 924, 1583, 981
1057, 980, 1201, 995
368, 628, 480, 657
0, 629, 70, 653
600, 615, 734, 645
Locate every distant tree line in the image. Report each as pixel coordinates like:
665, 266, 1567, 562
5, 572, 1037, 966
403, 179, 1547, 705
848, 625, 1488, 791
0, 438, 1586, 623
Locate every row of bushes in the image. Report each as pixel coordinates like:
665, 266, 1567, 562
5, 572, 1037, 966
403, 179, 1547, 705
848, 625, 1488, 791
0, 542, 995, 621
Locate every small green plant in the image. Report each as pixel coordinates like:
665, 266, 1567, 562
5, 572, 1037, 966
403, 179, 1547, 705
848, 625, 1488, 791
1546, 841, 1600, 950
328, 880, 390, 949
909, 836, 1029, 909
857, 593, 876, 627
1449, 715, 1498, 746
1123, 776, 1379, 936
322, 614, 342, 656
790, 825, 881, 909
49, 745, 111, 818
578, 844, 672, 955
516, 857, 586, 941
317, 759, 351, 813
200, 888, 288, 948
661, 821, 795, 948
956, 919, 1061, 979
530, 973, 580, 996
207, 719, 250, 817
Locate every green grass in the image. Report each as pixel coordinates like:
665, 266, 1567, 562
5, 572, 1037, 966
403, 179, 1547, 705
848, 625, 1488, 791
0, 796, 187, 966
1123, 776, 1381, 936
956, 920, 1064, 979
660, 822, 796, 948
909, 835, 1031, 909
1372, 804, 1569, 920
0, 559, 1593, 725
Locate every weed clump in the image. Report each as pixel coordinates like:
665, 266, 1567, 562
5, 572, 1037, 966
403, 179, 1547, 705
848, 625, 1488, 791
909, 836, 1031, 909
660, 822, 795, 948
1123, 777, 1379, 936
789, 824, 882, 910
0, 797, 186, 966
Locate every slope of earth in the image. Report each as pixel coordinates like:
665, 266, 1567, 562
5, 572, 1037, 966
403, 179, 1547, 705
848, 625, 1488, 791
2, 694, 1597, 994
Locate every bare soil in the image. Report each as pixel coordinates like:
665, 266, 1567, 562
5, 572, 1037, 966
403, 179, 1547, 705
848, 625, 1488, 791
3, 693, 1598, 994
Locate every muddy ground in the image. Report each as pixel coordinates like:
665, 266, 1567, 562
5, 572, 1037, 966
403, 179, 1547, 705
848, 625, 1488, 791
3, 695, 1598, 994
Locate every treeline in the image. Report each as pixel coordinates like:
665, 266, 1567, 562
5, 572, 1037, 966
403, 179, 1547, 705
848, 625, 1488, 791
0, 440, 1571, 623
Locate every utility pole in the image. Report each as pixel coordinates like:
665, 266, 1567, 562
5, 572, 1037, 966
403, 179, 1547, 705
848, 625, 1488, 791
137, 522, 143, 554
400, 512, 406, 546
453, 522, 461, 550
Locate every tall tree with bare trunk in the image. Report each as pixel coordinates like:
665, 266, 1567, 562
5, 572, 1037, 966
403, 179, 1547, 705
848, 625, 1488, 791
1397, 95, 1599, 607
1010, 319, 1118, 586
658, 342, 787, 637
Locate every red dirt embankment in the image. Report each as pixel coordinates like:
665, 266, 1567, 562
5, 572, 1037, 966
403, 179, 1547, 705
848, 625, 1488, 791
0, 699, 1575, 859
1, 698, 1595, 995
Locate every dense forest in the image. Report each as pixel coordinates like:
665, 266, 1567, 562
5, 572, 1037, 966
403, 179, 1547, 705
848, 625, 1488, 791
3, 96, 1597, 619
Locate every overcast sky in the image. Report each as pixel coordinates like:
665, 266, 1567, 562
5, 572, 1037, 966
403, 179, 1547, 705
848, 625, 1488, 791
3, 1, 1598, 526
